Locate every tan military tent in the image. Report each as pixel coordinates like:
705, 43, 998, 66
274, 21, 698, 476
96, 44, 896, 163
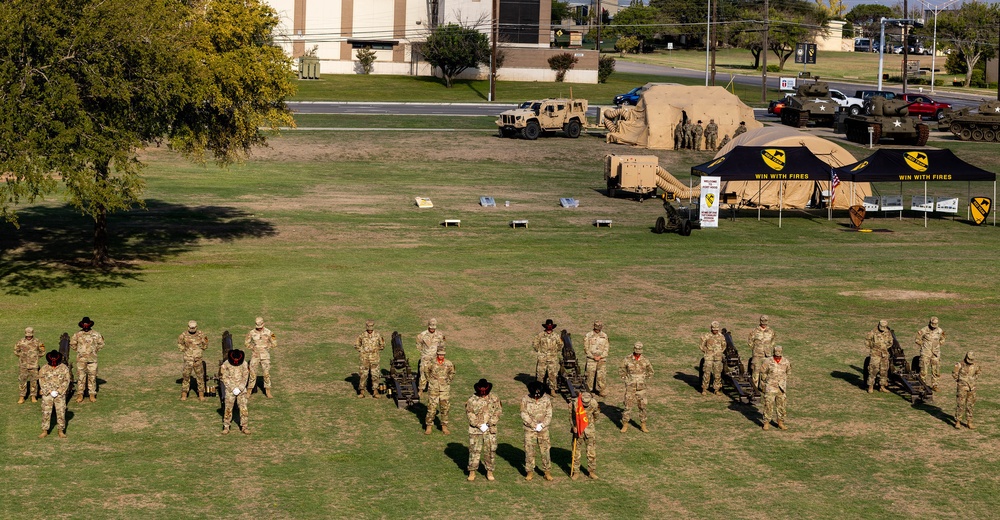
715, 126, 871, 210
605, 85, 762, 150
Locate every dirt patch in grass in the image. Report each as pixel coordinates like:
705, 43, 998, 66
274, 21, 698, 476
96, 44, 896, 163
838, 289, 958, 300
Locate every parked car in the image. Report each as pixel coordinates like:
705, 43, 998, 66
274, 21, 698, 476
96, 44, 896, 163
854, 38, 872, 53
898, 93, 952, 120
828, 89, 866, 115
768, 96, 790, 115
855, 90, 897, 101
613, 86, 643, 106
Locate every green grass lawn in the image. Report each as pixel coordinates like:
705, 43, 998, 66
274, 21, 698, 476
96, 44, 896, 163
2, 125, 999, 518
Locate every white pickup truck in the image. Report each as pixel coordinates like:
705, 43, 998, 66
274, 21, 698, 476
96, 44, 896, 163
828, 89, 866, 116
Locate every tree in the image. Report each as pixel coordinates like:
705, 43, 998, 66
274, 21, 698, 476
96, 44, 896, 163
845, 4, 894, 40
616, 35, 641, 56
552, 0, 572, 25
814, 0, 847, 18
548, 53, 578, 82
650, 0, 706, 42
598, 55, 616, 83
0, 0, 295, 266
935, 1, 999, 87
606, 4, 659, 46
422, 23, 491, 88
356, 46, 377, 74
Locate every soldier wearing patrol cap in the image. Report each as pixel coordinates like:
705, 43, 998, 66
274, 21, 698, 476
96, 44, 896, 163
584, 321, 610, 396
760, 345, 790, 431
355, 320, 385, 398
747, 315, 776, 392
178, 320, 209, 401
699, 321, 726, 395
915, 316, 944, 391
619, 342, 653, 433
865, 320, 893, 393
245, 316, 277, 398
424, 345, 455, 435
952, 351, 981, 429
416, 318, 445, 390
14, 327, 45, 404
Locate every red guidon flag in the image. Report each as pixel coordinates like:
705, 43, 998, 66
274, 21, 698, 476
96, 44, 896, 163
575, 394, 588, 436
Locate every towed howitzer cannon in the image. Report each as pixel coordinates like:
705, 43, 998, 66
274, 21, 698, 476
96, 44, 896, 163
384, 331, 420, 409
717, 328, 759, 404
59, 333, 75, 400
871, 329, 933, 403
215, 331, 234, 407
939, 100, 1000, 142
844, 97, 929, 146
653, 195, 698, 236
557, 330, 588, 400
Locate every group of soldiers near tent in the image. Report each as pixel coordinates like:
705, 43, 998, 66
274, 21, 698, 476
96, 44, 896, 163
674, 120, 747, 151
15, 316, 276, 438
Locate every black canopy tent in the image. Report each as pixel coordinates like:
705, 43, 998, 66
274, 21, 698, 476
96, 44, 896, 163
691, 146, 837, 226
833, 149, 996, 226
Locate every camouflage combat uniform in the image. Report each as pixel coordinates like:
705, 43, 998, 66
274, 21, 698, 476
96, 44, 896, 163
952, 352, 981, 429
70, 329, 104, 398
760, 350, 790, 428
416, 325, 444, 389
619, 345, 653, 430
532, 330, 563, 393
733, 122, 748, 137
915, 319, 944, 390
466, 393, 502, 475
15, 335, 44, 400
700, 326, 726, 394
705, 120, 719, 150
692, 122, 704, 150
245, 323, 277, 392
683, 122, 694, 149
221, 359, 250, 432
39, 362, 71, 434
584, 327, 610, 396
570, 393, 601, 478
747, 322, 776, 391
355, 328, 385, 396
520, 393, 553, 475
673, 121, 684, 150
425, 357, 456, 430
865, 322, 893, 392
178, 329, 209, 396
718, 134, 731, 149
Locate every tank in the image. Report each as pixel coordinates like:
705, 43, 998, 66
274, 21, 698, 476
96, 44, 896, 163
844, 97, 929, 146
779, 82, 839, 128
939, 101, 1000, 142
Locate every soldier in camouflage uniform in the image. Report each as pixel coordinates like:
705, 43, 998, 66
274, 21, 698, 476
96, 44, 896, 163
692, 120, 704, 150
673, 120, 684, 150
699, 321, 726, 395
915, 316, 944, 391
220, 349, 251, 434
70, 317, 104, 403
683, 121, 694, 149
952, 351, 981, 429
532, 319, 563, 395
416, 318, 445, 390
424, 345, 455, 435
865, 319, 893, 393
15, 327, 44, 404
747, 315, 776, 392
466, 378, 502, 481
619, 341, 653, 433
355, 320, 385, 398
705, 119, 719, 150
245, 316, 276, 398
39, 350, 71, 438
718, 134, 731, 150
760, 345, 790, 430
178, 320, 209, 401
584, 321, 610, 396
570, 391, 600, 480
733, 121, 748, 138
521, 381, 554, 481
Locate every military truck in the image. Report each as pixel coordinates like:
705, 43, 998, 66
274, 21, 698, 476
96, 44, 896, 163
779, 81, 839, 128
843, 96, 929, 146
940, 100, 1000, 142
496, 98, 589, 140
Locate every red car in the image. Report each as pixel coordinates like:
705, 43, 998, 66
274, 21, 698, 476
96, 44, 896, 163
898, 93, 952, 120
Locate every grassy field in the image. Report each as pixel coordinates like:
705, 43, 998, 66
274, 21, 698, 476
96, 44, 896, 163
2, 124, 999, 518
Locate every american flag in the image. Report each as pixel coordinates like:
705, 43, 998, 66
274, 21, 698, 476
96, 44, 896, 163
830, 172, 841, 206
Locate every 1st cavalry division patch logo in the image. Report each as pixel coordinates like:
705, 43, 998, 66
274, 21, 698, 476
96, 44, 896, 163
761, 149, 786, 171
707, 157, 726, 168
849, 205, 866, 229
904, 151, 929, 172
850, 161, 869, 172
970, 197, 992, 225
705, 193, 716, 208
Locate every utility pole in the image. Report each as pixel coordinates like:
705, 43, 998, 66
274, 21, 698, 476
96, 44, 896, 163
902, 0, 909, 93
596, 0, 603, 54
761, 0, 769, 102
710, 0, 718, 85
489, 0, 497, 102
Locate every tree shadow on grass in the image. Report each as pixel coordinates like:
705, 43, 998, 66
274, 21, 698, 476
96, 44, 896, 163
0, 200, 276, 295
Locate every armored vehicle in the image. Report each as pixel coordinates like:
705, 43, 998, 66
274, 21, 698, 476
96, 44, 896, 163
940, 100, 1000, 142
496, 98, 588, 140
779, 82, 839, 128
843, 96, 929, 146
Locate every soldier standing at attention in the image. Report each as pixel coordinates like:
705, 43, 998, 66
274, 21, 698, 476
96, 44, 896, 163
570, 391, 601, 480
865, 319, 893, 393
416, 318, 445, 390
619, 342, 653, 433
355, 320, 385, 398
521, 381, 554, 481
584, 321, 609, 396
705, 119, 719, 150
673, 119, 684, 150
220, 349, 251, 435
915, 316, 944, 391
424, 346, 455, 435
699, 321, 726, 396
178, 320, 209, 402
466, 378, 502, 481
952, 351, 981, 429
733, 121, 748, 137
15, 327, 45, 404
747, 315, 776, 392
39, 350, 71, 439
533, 319, 563, 395
692, 120, 704, 150
760, 345, 790, 431
683, 120, 694, 149
70, 317, 103, 403
245, 316, 276, 398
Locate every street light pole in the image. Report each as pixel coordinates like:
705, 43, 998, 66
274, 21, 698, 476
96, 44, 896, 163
922, 0, 961, 94
705, 0, 711, 86
878, 18, 886, 90
761, 0, 769, 102
489, 0, 497, 101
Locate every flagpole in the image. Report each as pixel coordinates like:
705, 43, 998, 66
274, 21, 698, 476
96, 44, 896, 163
570, 437, 578, 479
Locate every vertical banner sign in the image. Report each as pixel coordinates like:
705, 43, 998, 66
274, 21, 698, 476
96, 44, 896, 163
806, 43, 817, 64
700, 176, 721, 228
794, 43, 806, 64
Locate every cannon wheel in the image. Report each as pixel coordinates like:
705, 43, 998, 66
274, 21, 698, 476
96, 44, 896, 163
863, 356, 871, 386
679, 219, 692, 236
654, 216, 666, 234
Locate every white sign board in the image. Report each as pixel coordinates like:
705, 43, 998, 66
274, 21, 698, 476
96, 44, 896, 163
699, 176, 722, 228
935, 197, 959, 214
863, 196, 880, 212
881, 195, 903, 211
911, 195, 933, 212
779, 77, 797, 91
667, 43, 674, 50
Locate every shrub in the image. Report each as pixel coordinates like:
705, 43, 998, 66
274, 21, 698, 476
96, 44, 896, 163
356, 46, 376, 74
598, 55, 616, 83
548, 52, 578, 82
